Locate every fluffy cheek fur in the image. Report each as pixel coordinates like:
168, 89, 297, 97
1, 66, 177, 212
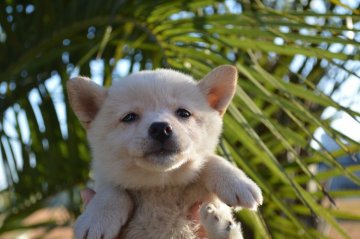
194, 111, 223, 154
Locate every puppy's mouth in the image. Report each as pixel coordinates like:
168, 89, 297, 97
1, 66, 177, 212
144, 147, 178, 157
144, 140, 182, 157
134, 142, 190, 172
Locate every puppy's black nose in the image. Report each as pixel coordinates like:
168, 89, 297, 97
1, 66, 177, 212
148, 122, 173, 143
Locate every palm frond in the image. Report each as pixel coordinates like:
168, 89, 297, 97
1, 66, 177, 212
0, 0, 359, 238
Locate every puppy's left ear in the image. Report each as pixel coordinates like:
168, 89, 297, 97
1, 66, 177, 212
198, 65, 237, 116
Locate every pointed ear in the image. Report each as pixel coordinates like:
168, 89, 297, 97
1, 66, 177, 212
66, 77, 107, 129
197, 65, 237, 116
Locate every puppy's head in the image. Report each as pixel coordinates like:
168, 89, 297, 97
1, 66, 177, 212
67, 65, 237, 188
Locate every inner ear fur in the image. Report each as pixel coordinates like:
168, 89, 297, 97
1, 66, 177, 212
67, 76, 107, 129
197, 65, 238, 116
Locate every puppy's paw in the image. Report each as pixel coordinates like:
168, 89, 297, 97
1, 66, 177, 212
216, 177, 263, 210
74, 209, 125, 239
74, 189, 133, 239
200, 202, 243, 239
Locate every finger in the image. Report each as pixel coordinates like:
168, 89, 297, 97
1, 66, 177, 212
187, 202, 207, 239
187, 201, 201, 221
81, 188, 96, 205
197, 227, 207, 239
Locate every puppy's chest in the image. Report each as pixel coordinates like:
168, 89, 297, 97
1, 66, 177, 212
122, 182, 209, 239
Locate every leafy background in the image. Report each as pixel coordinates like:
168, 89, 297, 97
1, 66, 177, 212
0, 0, 359, 238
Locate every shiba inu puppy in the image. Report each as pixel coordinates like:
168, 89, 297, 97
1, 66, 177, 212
67, 65, 263, 239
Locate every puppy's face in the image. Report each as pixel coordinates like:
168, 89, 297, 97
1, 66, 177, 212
67, 66, 237, 188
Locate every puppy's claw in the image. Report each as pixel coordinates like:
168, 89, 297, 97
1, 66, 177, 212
206, 204, 215, 214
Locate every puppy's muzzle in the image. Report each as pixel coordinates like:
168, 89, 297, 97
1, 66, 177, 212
148, 122, 173, 143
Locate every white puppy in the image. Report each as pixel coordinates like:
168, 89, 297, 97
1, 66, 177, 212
67, 65, 263, 239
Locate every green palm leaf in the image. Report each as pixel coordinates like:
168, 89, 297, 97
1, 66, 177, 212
1, 0, 359, 238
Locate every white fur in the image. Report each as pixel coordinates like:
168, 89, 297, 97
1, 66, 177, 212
203, 155, 263, 210
68, 66, 263, 239
200, 201, 243, 239
74, 186, 133, 239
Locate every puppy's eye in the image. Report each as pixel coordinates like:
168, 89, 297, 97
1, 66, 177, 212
176, 108, 191, 118
121, 113, 138, 123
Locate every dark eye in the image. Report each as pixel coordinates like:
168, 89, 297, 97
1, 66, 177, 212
176, 108, 191, 118
121, 113, 138, 123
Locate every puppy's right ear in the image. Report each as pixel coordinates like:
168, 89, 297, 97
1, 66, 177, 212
67, 77, 107, 129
